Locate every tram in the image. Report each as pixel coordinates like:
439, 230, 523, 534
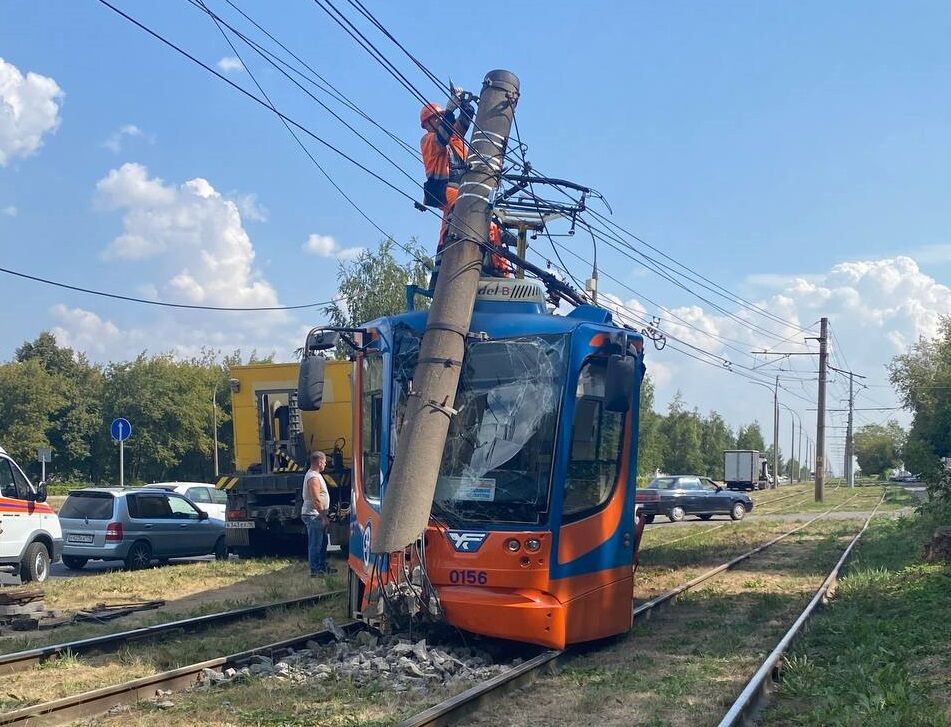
300, 275, 646, 649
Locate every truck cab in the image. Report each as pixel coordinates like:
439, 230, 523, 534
0, 446, 61, 582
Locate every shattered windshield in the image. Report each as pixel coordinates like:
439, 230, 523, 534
433, 334, 568, 525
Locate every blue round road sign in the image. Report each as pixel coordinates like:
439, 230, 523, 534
110, 418, 132, 442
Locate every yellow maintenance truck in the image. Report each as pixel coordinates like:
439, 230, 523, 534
218, 361, 353, 557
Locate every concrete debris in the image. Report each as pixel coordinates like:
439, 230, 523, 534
155, 700, 176, 709
201, 630, 512, 694
322, 616, 348, 641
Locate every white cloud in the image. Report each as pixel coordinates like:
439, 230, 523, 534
216, 56, 244, 73
302, 233, 364, 261
102, 123, 154, 153
605, 255, 951, 472
231, 192, 268, 222
909, 243, 951, 265
1, 205, 15, 217
96, 162, 280, 310
50, 304, 124, 358
48, 163, 311, 363
0, 57, 63, 165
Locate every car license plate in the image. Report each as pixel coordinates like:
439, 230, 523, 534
67, 534, 94, 543
226, 521, 255, 529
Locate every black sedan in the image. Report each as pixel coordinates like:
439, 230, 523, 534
637, 476, 754, 523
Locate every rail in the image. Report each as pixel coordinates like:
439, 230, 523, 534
0, 590, 344, 674
394, 491, 866, 726
716, 492, 887, 726
0, 620, 361, 726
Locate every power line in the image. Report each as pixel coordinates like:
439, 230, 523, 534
0, 265, 337, 311
222, 0, 421, 163
97, 0, 421, 209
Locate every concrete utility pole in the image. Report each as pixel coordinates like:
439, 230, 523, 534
789, 411, 795, 484
377, 70, 520, 553
798, 419, 803, 484
827, 366, 866, 488
212, 388, 220, 478
846, 376, 853, 486
815, 317, 829, 502
773, 376, 779, 488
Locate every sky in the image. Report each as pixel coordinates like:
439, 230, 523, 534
2, 1, 951, 475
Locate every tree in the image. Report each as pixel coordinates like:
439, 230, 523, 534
636, 374, 665, 477
325, 239, 432, 357
659, 393, 704, 475
699, 411, 735, 479
0, 359, 61, 472
15, 332, 103, 481
101, 354, 222, 483
889, 316, 951, 477
764, 444, 783, 477
853, 422, 905, 477
736, 422, 766, 452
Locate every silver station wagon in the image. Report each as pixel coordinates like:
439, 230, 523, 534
58, 488, 227, 570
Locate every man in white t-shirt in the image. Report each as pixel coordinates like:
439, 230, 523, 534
302, 451, 332, 575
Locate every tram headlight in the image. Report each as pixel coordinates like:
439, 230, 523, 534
504, 538, 521, 552
525, 538, 541, 552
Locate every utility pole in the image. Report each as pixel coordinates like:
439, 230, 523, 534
846, 376, 853, 486
773, 376, 779, 488
815, 317, 828, 502
827, 366, 866, 488
212, 387, 220, 478
377, 70, 520, 553
797, 419, 803, 484
789, 411, 795, 485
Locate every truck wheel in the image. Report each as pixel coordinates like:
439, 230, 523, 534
21, 542, 51, 583
668, 506, 686, 523
63, 556, 88, 570
214, 536, 229, 561
125, 541, 152, 570
643, 514, 655, 524
730, 502, 747, 521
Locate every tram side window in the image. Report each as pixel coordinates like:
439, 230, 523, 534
562, 360, 624, 521
361, 354, 384, 501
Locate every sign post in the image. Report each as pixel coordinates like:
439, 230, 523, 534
37, 447, 52, 482
110, 418, 132, 487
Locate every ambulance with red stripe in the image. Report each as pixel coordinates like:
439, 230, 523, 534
0, 446, 60, 582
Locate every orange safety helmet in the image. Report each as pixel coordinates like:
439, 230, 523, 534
420, 102, 443, 128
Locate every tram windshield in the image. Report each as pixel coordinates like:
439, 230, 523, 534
432, 334, 568, 525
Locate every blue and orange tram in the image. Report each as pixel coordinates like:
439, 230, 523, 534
300, 276, 645, 649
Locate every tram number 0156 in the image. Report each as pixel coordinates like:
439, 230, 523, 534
448, 569, 487, 585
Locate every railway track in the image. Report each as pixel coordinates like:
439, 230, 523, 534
395, 489, 876, 727
643, 485, 841, 551
0, 620, 361, 726
716, 493, 886, 726
0, 590, 343, 674
8, 490, 884, 727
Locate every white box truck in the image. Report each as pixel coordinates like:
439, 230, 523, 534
724, 450, 773, 491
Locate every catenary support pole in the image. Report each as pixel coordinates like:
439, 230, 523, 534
790, 411, 795, 485
212, 388, 220, 478
846, 374, 854, 486
377, 70, 520, 553
797, 420, 802, 484
773, 376, 779, 488
815, 317, 828, 501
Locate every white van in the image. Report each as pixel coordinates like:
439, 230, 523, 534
0, 446, 61, 582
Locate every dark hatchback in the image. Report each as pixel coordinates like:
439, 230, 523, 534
637, 475, 754, 523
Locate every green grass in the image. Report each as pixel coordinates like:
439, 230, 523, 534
762, 514, 951, 726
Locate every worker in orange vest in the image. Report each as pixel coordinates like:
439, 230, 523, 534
420, 91, 511, 285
